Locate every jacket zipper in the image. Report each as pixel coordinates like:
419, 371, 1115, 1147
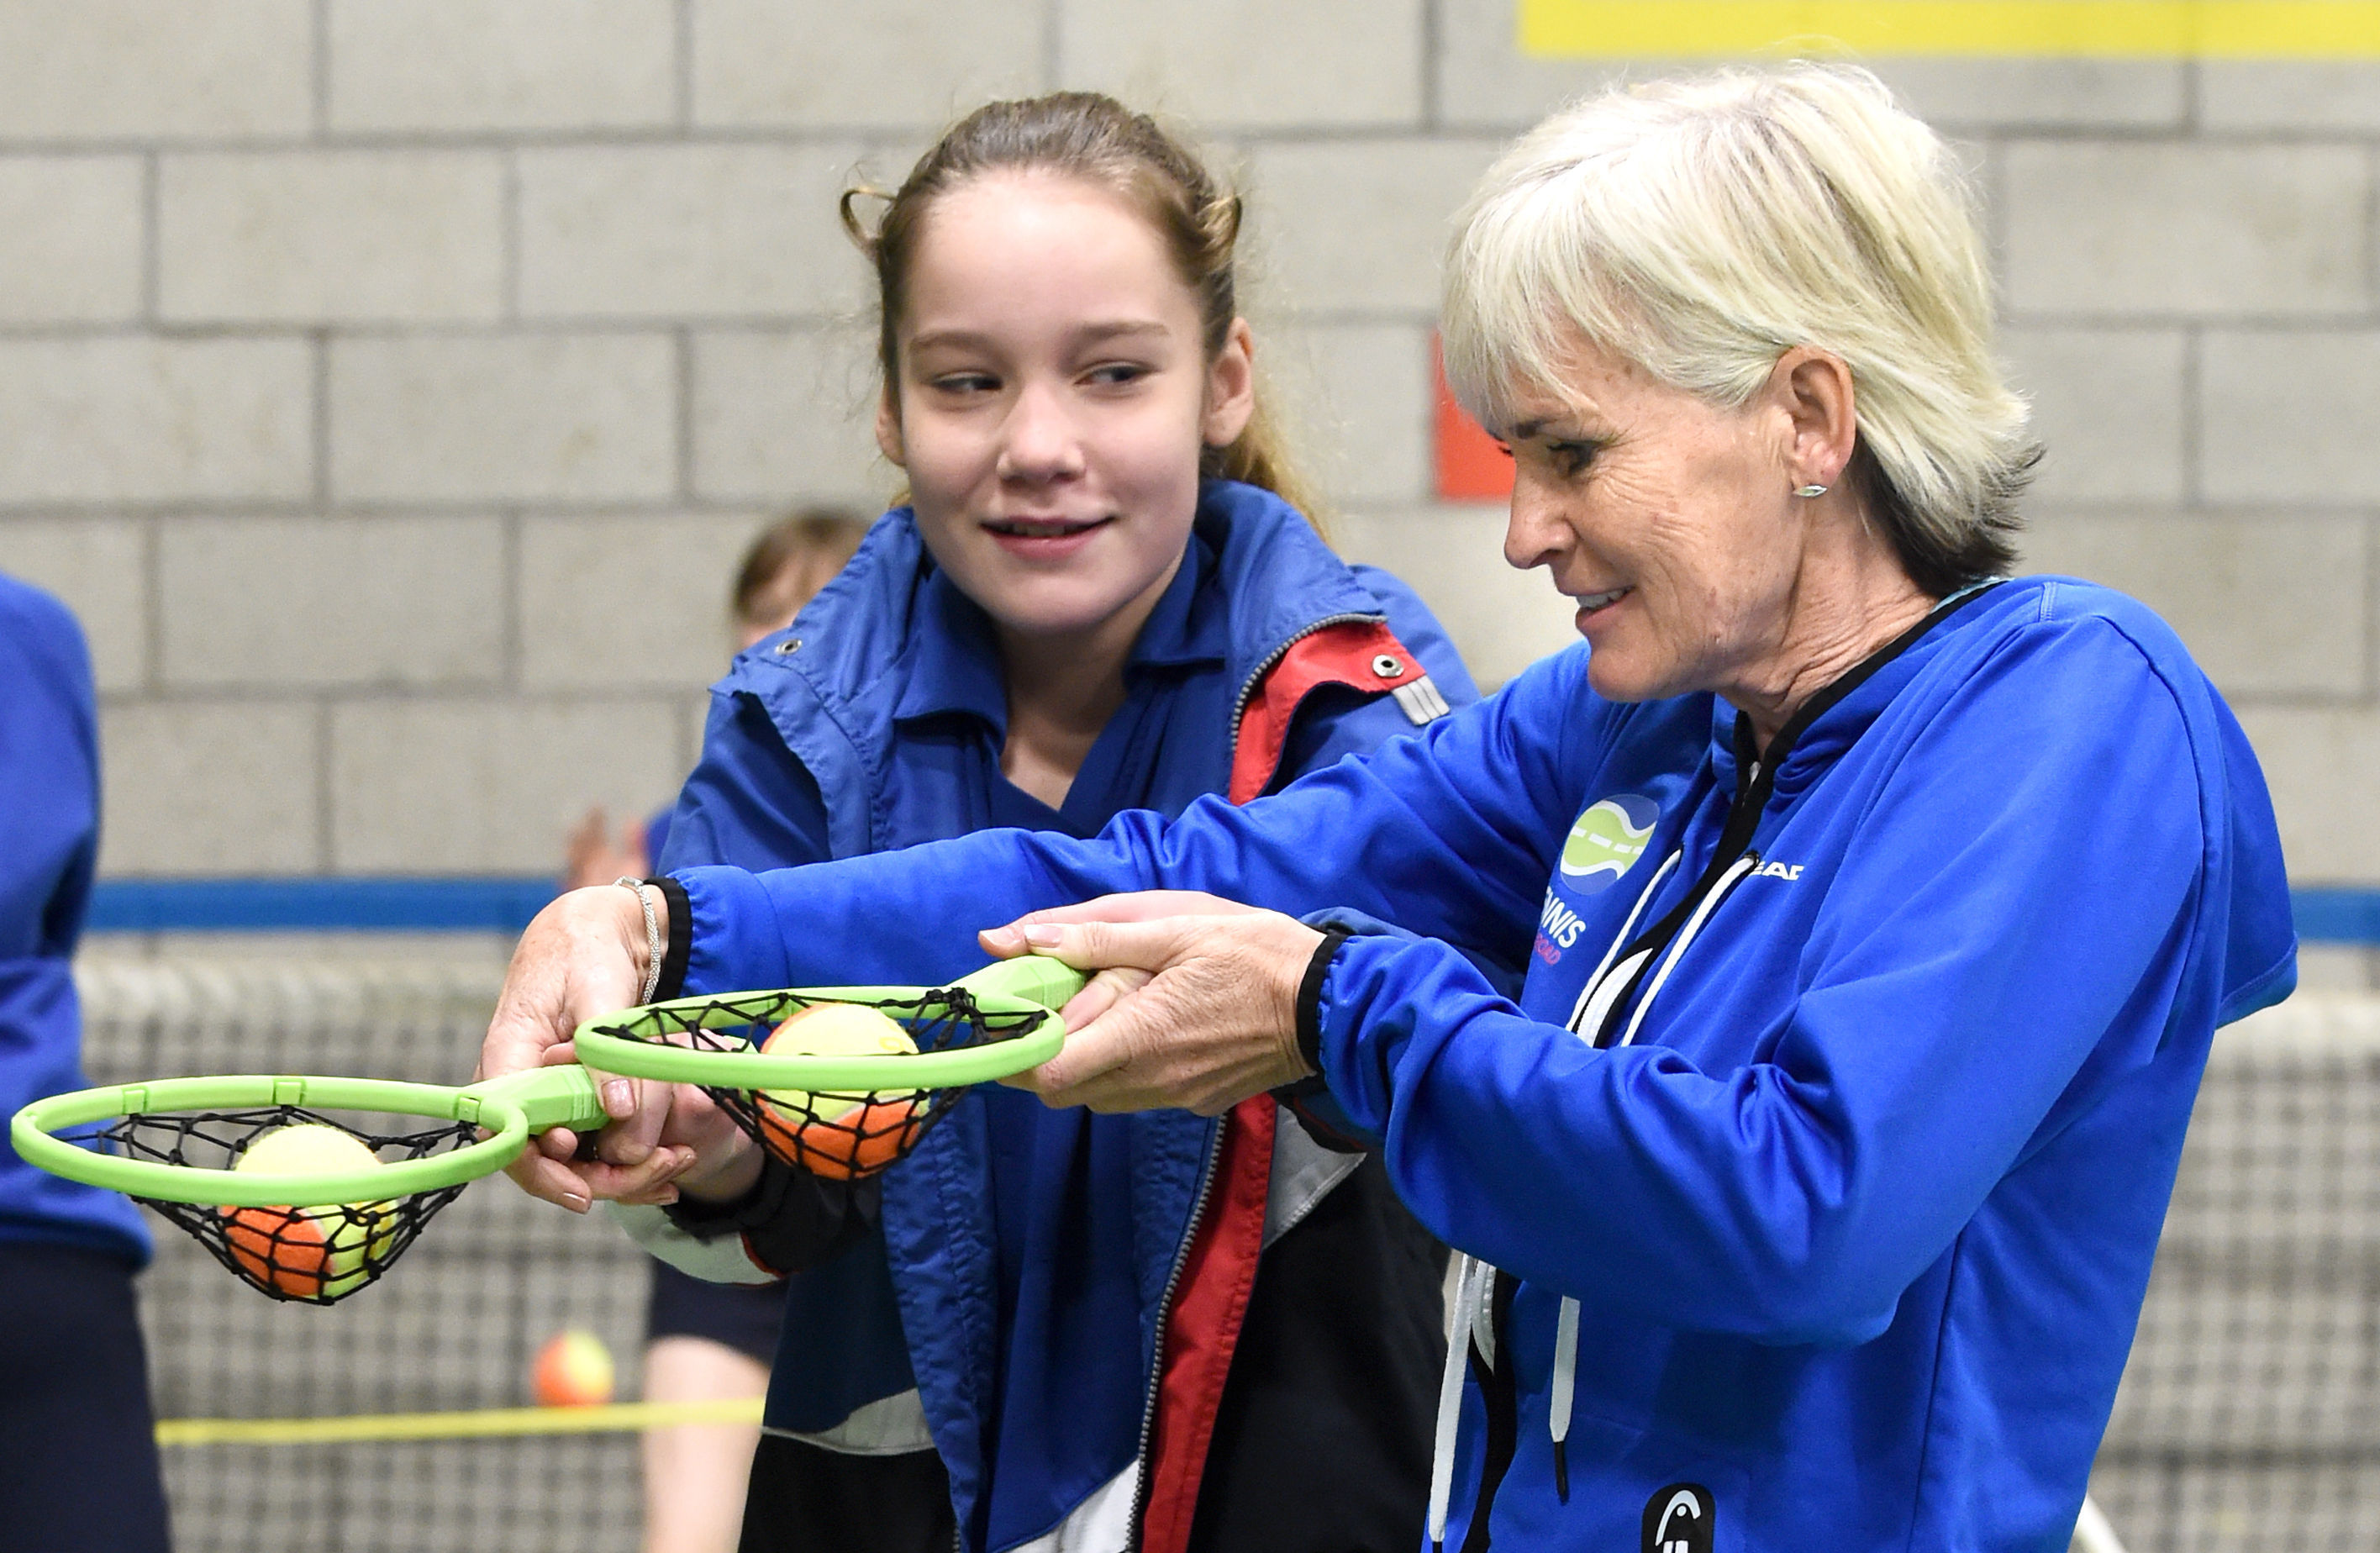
1113, 608, 1378, 1547
1120, 604, 1404, 1548
1456, 757, 1777, 1545
1124, 1118, 1227, 1552
1225, 612, 1387, 738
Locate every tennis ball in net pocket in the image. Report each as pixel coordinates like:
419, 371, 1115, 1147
219, 1123, 398, 1299
532, 1329, 616, 1408
754, 1002, 924, 1180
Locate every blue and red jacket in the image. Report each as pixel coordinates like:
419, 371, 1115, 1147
0, 574, 150, 1267
622, 482, 1478, 1552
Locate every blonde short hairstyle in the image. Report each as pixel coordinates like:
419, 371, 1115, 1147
1442, 63, 2034, 594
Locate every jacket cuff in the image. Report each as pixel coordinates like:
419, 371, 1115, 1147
671, 864, 792, 998
1295, 926, 1351, 1076
662, 1151, 800, 1240
645, 875, 692, 1002
1306, 930, 1435, 1142
661, 1153, 879, 1277
605, 1202, 783, 1287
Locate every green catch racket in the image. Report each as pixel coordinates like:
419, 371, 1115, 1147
571, 954, 1084, 1181
12, 956, 1084, 1304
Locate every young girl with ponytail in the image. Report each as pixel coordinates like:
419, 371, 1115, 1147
607, 93, 1479, 1553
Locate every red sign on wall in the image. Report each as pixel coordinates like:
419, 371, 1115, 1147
1433, 332, 1514, 503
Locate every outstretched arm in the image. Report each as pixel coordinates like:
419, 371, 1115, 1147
677, 647, 1604, 999
969, 623, 2229, 1350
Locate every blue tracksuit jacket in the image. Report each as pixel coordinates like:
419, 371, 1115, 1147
0, 574, 150, 1266
643, 482, 1479, 1552
675, 576, 2297, 1551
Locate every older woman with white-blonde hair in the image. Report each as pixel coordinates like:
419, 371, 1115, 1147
482, 65, 2295, 1550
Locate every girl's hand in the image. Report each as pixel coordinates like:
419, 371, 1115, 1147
634, 1086, 763, 1208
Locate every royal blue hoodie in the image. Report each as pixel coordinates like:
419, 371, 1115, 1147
676, 576, 2296, 1551
0, 574, 150, 1266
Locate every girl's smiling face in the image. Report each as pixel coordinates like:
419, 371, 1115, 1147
879, 171, 1254, 650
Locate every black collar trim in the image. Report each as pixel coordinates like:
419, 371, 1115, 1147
1740, 578, 2006, 772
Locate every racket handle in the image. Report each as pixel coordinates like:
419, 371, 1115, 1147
461, 1063, 610, 1135
952, 955, 1089, 1013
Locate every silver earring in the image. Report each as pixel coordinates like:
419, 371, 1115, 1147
1793, 483, 1829, 498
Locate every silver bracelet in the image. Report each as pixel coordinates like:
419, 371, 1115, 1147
616, 877, 662, 1004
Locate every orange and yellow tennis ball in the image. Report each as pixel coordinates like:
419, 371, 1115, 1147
219, 1123, 397, 1299
532, 1328, 616, 1408
754, 1003, 923, 1180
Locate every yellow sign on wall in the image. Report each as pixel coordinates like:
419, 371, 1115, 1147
1521, 1, 2380, 57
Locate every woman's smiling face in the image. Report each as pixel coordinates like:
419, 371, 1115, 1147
1497, 342, 1816, 710
880, 171, 1252, 647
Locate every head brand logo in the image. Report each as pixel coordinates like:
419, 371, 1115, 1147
1641, 1483, 1714, 1553
1559, 793, 1658, 892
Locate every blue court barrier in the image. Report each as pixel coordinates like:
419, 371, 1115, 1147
88, 878, 561, 934
85, 878, 2380, 945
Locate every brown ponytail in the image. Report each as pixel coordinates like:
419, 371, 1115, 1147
842, 92, 1323, 533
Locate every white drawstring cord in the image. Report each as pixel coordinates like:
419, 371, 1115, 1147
1545, 851, 1760, 1508
1428, 859, 1684, 1547
1550, 1295, 1580, 1502
1565, 851, 1680, 1035
1619, 853, 1759, 1049
1426, 1254, 1488, 1550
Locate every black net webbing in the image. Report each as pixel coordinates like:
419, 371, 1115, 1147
89, 1105, 478, 1305
593, 986, 1049, 1181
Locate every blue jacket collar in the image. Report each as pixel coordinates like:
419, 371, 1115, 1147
1709, 579, 2012, 804
887, 521, 1228, 734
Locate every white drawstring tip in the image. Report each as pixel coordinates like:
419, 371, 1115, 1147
1425, 1254, 1487, 1550
1550, 1293, 1581, 1505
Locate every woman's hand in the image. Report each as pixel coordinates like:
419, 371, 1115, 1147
979, 892, 1324, 1115
479, 885, 713, 1211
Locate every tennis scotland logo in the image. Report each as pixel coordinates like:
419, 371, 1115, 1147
1559, 793, 1658, 892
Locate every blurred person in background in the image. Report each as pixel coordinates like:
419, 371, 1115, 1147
513, 92, 1478, 1553
563, 507, 870, 1553
566, 509, 872, 890
0, 571, 174, 1553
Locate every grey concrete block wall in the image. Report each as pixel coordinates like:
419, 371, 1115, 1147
158, 150, 509, 324
0, 6, 2371, 887
691, 0, 1045, 128
326, 334, 680, 502
0, 157, 145, 324
324, 0, 681, 133
2001, 142, 2369, 317
2, 339, 314, 503
157, 516, 509, 688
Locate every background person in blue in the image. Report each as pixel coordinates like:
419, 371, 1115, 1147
486, 66, 2299, 1550
517, 95, 1477, 1553
0, 573, 174, 1552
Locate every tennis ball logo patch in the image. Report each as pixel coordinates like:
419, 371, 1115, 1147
1560, 793, 1658, 892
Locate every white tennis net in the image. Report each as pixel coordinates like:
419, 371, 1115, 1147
72, 959, 2377, 1552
